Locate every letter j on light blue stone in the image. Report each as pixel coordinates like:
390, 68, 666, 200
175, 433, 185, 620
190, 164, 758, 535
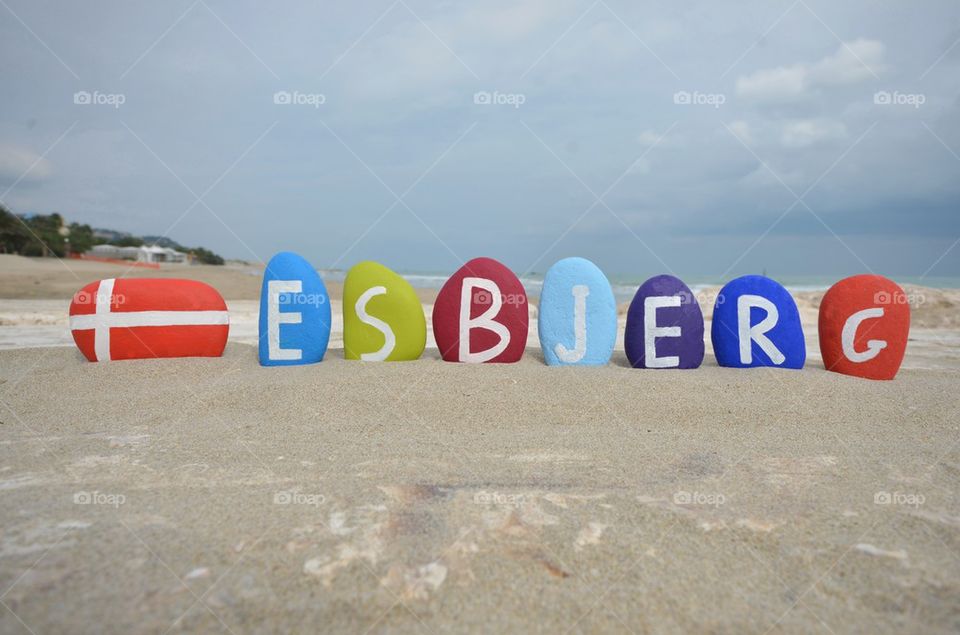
538, 257, 617, 366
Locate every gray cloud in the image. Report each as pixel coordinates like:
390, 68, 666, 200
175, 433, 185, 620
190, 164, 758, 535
1, 0, 958, 279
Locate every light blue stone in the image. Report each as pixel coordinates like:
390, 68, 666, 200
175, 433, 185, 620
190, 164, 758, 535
258, 251, 331, 366
710, 275, 805, 369
538, 257, 617, 366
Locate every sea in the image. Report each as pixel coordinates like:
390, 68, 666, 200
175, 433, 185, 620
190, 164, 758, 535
316, 270, 960, 304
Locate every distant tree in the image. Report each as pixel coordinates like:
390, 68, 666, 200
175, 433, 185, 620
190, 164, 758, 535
108, 235, 144, 247
67, 222, 95, 254
189, 247, 225, 265
0, 204, 30, 254
21, 213, 66, 257
0, 205, 224, 264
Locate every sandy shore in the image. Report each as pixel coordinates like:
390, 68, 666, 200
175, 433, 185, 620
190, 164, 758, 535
1, 345, 959, 633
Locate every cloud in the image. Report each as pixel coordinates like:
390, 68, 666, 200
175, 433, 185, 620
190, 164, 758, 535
780, 118, 848, 147
727, 120, 754, 145
736, 39, 884, 101
0, 144, 53, 185
1, 2, 956, 276
809, 38, 884, 84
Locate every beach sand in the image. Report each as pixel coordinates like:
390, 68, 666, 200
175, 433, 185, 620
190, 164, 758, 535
1, 345, 959, 633
1, 254, 959, 633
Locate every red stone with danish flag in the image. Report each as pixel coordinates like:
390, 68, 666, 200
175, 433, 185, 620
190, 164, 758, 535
818, 274, 910, 380
69, 278, 230, 362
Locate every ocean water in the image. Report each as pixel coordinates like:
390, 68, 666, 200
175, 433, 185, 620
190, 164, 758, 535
318, 270, 960, 304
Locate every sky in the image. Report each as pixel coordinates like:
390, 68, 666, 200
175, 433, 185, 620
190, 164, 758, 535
2, 0, 959, 280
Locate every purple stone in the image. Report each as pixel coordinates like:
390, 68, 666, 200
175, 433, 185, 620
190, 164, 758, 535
625, 275, 705, 369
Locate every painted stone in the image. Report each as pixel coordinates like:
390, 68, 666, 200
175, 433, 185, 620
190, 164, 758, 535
818, 274, 909, 380
711, 275, 805, 369
537, 257, 616, 366
343, 261, 426, 361
624, 275, 704, 369
432, 257, 528, 363
69, 278, 229, 362
258, 251, 331, 366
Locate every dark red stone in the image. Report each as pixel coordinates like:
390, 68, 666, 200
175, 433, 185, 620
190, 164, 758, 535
432, 257, 528, 363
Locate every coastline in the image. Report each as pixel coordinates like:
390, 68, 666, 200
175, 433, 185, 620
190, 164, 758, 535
2, 254, 958, 370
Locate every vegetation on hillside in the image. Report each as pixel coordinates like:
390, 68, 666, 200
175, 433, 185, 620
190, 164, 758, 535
0, 204, 223, 264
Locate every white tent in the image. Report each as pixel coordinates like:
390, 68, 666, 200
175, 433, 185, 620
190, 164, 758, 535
90, 244, 188, 264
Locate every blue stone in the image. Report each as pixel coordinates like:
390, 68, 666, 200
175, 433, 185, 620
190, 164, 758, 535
258, 251, 331, 366
538, 257, 617, 366
710, 275, 805, 369
624, 275, 704, 369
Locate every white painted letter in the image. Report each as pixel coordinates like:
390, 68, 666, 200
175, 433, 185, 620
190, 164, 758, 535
355, 285, 396, 362
737, 294, 785, 365
644, 296, 681, 368
841, 308, 887, 363
268, 280, 303, 361
555, 285, 589, 363
460, 277, 510, 363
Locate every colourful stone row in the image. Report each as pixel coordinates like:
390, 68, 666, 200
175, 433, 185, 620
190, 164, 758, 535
67, 252, 911, 380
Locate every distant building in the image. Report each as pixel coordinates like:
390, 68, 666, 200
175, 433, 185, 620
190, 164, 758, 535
90, 244, 188, 264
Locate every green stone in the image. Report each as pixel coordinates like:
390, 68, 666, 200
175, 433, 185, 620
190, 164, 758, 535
343, 261, 426, 361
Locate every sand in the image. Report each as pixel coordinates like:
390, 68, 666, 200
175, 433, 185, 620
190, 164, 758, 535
1, 255, 960, 633
1, 346, 959, 633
